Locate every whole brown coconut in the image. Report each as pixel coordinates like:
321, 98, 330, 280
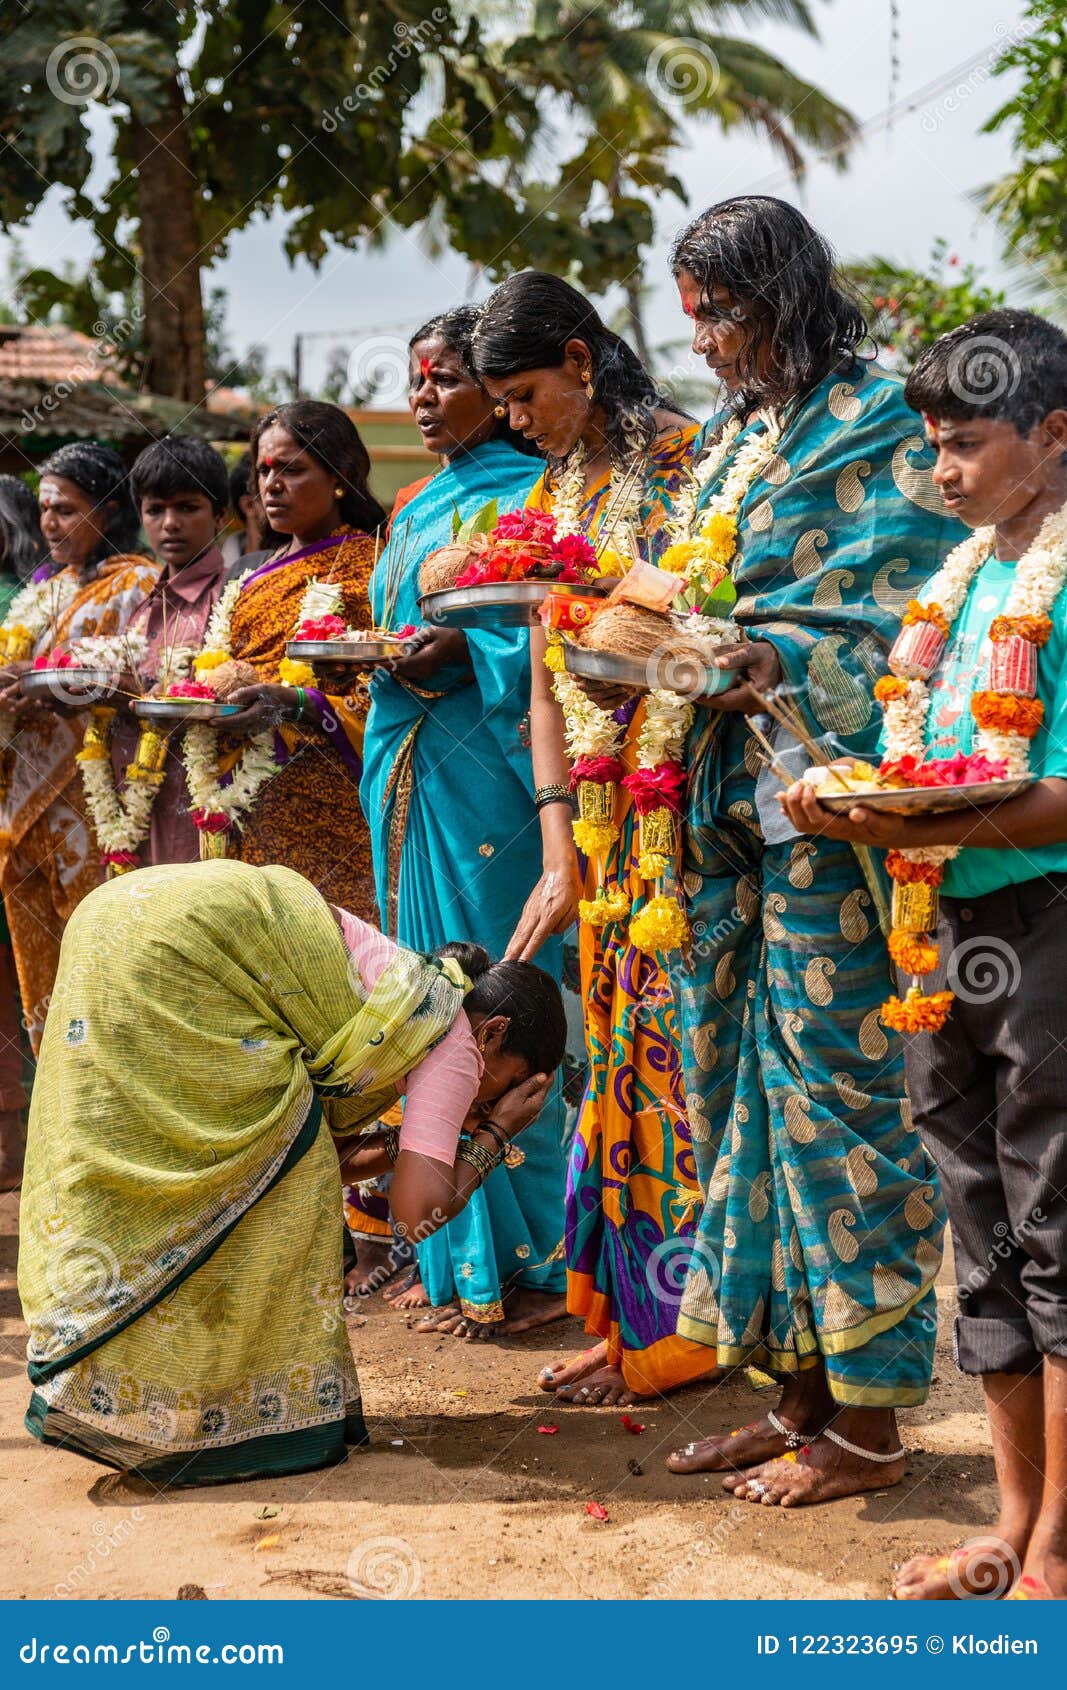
418, 537, 487, 594
573, 603, 713, 699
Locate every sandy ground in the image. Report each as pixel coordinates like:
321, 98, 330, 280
0, 1190, 994, 1601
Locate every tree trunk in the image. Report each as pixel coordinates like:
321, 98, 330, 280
623, 271, 653, 371
128, 77, 205, 401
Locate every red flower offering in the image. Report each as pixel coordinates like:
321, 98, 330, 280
585, 1502, 609, 1522
536, 1424, 559, 1435
166, 680, 216, 700
296, 614, 346, 641
34, 650, 73, 669
619, 1414, 646, 1434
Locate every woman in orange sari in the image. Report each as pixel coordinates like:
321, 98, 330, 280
0, 444, 158, 1050
194, 403, 384, 921
471, 274, 719, 1403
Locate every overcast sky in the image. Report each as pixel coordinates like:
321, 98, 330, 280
2, 0, 1032, 403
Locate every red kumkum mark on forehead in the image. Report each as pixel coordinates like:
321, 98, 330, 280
419, 356, 434, 378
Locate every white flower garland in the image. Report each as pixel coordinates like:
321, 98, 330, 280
182, 567, 275, 831
182, 569, 348, 834
78, 737, 160, 856
882, 498, 1067, 868
0, 571, 80, 654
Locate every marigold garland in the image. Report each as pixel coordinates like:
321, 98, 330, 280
970, 691, 1044, 737
878, 496, 1067, 1029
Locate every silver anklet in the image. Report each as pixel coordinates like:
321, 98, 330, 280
766, 1409, 808, 1450
822, 1424, 905, 1463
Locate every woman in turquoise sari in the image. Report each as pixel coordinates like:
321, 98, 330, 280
359, 307, 573, 1338
663, 198, 962, 1507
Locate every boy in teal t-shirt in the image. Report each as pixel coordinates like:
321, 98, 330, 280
781, 309, 1067, 1603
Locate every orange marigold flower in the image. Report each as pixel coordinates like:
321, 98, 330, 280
881, 988, 955, 1034
901, 600, 950, 637
885, 851, 944, 886
988, 613, 1053, 647
887, 930, 940, 975
874, 675, 910, 703
970, 691, 1044, 737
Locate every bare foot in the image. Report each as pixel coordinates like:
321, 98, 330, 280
0, 1110, 25, 1192
343, 1238, 410, 1305
557, 1363, 637, 1407
667, 1415, 799, 1475
538, 1343, 607, 1393
414, 1303, 498, 1342
1015, 1522, 1067, 1600
725, 1431, 906, 1508
893, 1534, 1024, 1600
499, 1289, 569, 1336
386, 1269, 429, 1310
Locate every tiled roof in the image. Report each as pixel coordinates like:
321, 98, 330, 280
0, 323, 123, 384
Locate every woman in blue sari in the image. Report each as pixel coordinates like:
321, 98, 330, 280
358, 307, 573, 1337
663, 199, 962, 1508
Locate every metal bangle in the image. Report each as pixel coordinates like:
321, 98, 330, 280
473, 1119, 509, 1158
294, 686, 307, 723
456, 1136, 500, 1184
383, 1126, 400, 1164
535, 783, 574, 812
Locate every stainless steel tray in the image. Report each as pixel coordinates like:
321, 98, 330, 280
563, 641, 730, 698
420, 580, 608, 629
286, 636, 407, 663
20, 667, 119, 703
132, 697, 240, 722
818, 776, 1032, 815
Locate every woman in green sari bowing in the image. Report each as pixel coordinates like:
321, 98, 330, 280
18, 859, 564, 1484
664, 197, 961, 1506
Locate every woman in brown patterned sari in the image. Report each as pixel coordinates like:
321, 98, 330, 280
204, 402, 385, 920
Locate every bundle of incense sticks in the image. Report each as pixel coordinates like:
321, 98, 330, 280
744, 684, 854, 795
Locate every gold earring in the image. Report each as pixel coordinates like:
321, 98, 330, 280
581, 368, 594, 398
334, 486, 344, 498
493, 404, 506, 418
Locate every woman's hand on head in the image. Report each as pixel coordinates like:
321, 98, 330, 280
486, 1071, 554, 1140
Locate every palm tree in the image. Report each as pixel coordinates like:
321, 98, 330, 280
450, 2, 858, 356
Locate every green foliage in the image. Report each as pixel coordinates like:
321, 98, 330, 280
843, 241, 1006, 371
983, 1, 1067, 272
1, 1, 858, 374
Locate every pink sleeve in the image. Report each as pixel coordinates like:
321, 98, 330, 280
332, 906, 482, 1165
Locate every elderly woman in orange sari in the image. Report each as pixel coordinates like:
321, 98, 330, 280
191, 402, 385, 921
0, 444, 158, 1050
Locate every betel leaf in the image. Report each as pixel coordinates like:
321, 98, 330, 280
453, 497, 499, 543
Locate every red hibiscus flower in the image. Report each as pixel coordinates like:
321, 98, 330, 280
34, 649, 73, 669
